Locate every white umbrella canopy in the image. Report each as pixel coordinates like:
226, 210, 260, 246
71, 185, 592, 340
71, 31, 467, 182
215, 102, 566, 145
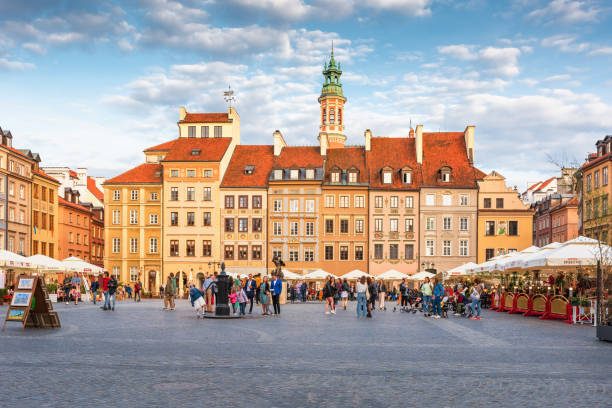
525, 236, 611, 270
499, 246, 540, 271
0, 249, 37, 269
302, 269, 336, 280
26, 254, 67, 272
281, 269, 302, 280
472, 257, 501, 274
376, 269, 410, 280
409, 271, 435, 281
521, 242, 563, 269
62, 256, 104, 275
446, 262, 478, 277
341, 269, 372, 280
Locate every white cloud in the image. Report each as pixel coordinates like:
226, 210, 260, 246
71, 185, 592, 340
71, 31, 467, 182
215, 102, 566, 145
0, 57, 35, 70
588, 47, 612, 56
438, 44, 522, 76
541, 34, 589, 52
363, 0, 432, 16
22, 42, 46, 55
229, 0, 314, 20
438, 44, 476, 60
545, 74, 571, 81
527, 0, 600, 24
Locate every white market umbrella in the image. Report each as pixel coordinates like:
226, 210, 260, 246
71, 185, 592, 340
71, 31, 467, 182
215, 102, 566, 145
472, 257, 501, 274
0, 249, 37, 269
341, 269, 371, 280
446, 262, 477, 277
62, 256, 104, 275
302, 269, 336, 280
499, 246, 540, 272
27, 254, 67, 272
524, 236, 611, 270
376, 269, 410, 280
281, 269, 302, 280
521, 242, 563, 269
409, 271, 435, 281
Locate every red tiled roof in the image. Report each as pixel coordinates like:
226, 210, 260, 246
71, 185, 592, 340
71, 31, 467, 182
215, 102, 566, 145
325, 147, 368, 184
474, 167, 487, 180
105, 163, 162, 184
221, 145, 274, 188
144, 138, 178, 152
536, 177, 555, 191
68, 170, 78, 178
581, 151, 611, 170
58, 196, 91, 213
566, 195, 579, 206
3, 145, 35, 161
162, 138, 232, 162
87, 177, 104, 201
366, 137, 422, 189
182, 113, 229, 123
273, 146, 324, 168
422, 132, 478, 187
32, 169, 59, 184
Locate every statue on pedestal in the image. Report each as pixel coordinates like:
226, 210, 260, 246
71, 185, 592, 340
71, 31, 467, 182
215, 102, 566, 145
215, 262, 231, 316
272, 256, 285, 279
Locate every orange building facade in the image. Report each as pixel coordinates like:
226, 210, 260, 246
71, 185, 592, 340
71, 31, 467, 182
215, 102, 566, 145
58, 191, 92, 261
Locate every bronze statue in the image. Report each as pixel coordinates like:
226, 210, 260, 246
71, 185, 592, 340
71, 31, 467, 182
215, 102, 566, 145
272, 255, 285, 279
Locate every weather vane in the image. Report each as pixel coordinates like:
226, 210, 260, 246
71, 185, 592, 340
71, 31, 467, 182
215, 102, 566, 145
223, 84, 235, 108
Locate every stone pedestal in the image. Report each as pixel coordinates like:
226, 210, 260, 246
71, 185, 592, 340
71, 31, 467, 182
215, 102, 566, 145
215, 274, 231, 316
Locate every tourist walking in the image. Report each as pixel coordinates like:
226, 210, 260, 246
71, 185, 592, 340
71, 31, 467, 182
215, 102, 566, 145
400, 279, 409, 308
237, 285, 248, 316
90, 277, 99, 305
367, 277, 377, 318
62, 275, 72, 305
356, 276, 367, 318
134, 280, 142, 302
341, 278, 349, 310
432, 279, 444, 319
189, 284, 205, 318
270, 273, 282, 315
378, 280, 387, 311
259, 276, 271, 315
101, 272, 110, 310
71, 274, 81, 305
244, 274, 257, 314
108, 274, 118, 311
302, 281, 308, 302
229, 287, 238, 315
421, 277, 433, 317
470, 279, 483, 320
324, 276, 336, 315
203, 274, 214, 313
164, 273, 176, 311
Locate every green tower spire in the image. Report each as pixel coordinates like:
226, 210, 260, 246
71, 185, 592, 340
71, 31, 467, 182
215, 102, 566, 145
319, 45, 345, 101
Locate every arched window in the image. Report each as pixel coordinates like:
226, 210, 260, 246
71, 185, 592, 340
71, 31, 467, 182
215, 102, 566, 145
338, 108, 342, 124
322, 108, 326, 124
329, 108, 335, 124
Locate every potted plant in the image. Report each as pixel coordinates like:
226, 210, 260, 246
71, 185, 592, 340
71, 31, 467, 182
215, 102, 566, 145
569, 296, 580, 306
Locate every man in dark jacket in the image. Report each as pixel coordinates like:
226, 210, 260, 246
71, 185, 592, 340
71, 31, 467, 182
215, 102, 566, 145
244, 274, 257, 314
90, 278, 99, 305
108, 275, 118, 311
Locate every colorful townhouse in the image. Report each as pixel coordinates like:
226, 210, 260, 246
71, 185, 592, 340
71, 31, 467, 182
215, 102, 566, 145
580, 135, 611, 243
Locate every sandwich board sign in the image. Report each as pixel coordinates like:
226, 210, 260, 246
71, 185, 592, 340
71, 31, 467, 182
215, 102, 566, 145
2, 275, 61, 332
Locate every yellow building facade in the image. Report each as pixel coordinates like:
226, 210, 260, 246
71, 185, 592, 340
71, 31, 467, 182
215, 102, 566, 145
31, 167, 60, 258
477, 171, 534, 262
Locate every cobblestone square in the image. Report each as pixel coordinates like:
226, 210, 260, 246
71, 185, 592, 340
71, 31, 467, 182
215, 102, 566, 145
1, 300, 611, 407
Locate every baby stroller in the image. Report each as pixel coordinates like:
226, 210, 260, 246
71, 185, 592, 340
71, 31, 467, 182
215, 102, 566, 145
394, 291, 420, 314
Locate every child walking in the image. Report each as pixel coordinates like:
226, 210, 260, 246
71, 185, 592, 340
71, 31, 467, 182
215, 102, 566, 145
189, 284, 205, 318
237, 285, 248, 316
228, 287, 238, 315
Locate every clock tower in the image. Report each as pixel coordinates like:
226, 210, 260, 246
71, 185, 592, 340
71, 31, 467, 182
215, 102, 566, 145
318, 48, 346, 151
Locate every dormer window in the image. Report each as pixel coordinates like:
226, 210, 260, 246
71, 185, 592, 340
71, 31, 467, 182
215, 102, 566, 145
331, 171, 340, 183
244, 165, 254, 175
306, 169, 315, 179
439, 166, 452, 183
290, 169, 299, 180
348, 171, 357, 183
274, 169, 283, 180
191, 149, 201, 156
401, 166, 412, 184
382, 168, 392, 184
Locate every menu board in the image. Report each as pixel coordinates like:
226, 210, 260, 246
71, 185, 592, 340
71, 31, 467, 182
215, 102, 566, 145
2, 276, 60, 332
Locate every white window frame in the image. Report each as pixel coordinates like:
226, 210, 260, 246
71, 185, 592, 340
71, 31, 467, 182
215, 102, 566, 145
112, 210, 121, 225
460, 194, 469, 206
426, 240, 435, 256
426, 217, 435, 231
390, 196, 398, 208
130, 238, 138, 254
112, 238, 121, 253
340, 195, 349, 208
273, 200, 282, 212
290, 222, 299, 236
355, 195, 365, 208
130, 190, 138, 201
443, 240, 451, 256
305, 199, 315, 213
150, 214, 158, 225
273, 222, 282, 235
390, 218, 398, 232
305, 222, 314, 236
290, 199, 299, 213
325, 195, 335, 208
460, 217, 468, 231
460, 240, 468, 257
443, 217, 451, 231
426, 194, 435, 206
129, 210, 138, 225
442, 194, 452, 206
150, 237, 158, 254
113, 190, 120, 200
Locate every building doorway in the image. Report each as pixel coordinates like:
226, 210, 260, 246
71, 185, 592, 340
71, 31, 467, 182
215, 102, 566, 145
148, 270, 157, 295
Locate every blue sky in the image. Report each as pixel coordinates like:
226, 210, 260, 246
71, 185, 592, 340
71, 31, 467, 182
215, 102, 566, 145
1, 0, 611, 189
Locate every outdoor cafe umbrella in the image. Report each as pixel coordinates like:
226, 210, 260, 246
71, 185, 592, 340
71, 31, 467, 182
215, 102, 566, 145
281, 269, 302, 280
523, 236, 611, 271
498, 246, 540, 272
341, 269, 371, 280
62, 256, 104, 275
446, 262, 477, 277
408, 271, 435, 281
27, 254, 68, 272
302, 269, 336, 280
0, 249, 38, 269
376, 269, 410, 280
519, 242, 562, 270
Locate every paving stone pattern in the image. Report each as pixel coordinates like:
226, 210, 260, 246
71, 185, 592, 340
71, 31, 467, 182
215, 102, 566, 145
1, 300, 611, 407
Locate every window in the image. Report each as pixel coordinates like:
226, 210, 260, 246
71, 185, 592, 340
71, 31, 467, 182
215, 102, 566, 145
375, 196, 383, 208
375, 218, 383, 232
8, 208, 14, 222
426, 240, 435, 256
405, 244, 414, 260
150, 192, 158, 200
496, 198, 504, 209
76, 214, 81, 225
389, 218, 398, 232
322, 108, 326, 124
325, 195, 335, 208
201, 126, 209, 138
147, 237, 158, 254
252, 218, 262, 232
305, 221, 314, 236
130, 238, 138, 253
340, 195, 349, 208
170, 187, 178, 201
603, 167, 608, 186
355, 246, 364, 260
129, 267, 139, 283
383, 172, 392, 184
485, 221, 495, 236
33, 211, 39, 228
389, 244, 398, 259
8, 182, 14, 196
19, 185, 24, 200
238, 245, 248, 260
483, 198, 491, 208
603, 195, 609, 216
460, 240, 468, 256
340, 219, 349, 233
595, 171, 600, 188
306, 169, 315, 179
198, 212, 210, 226
112, 210, 121, 224
188, 126, 196, 138
76, 233, 81, 244
214, 126, 222, 138
170, 212, 178, 226
131, 190, 138, 200
225, 218, 234, 232
355, 219, 364, 234
224, 245, 234, 260
426, 194, 435, 206
203, 169, 212, 178
274, 169, 283, 180
253, 195, 262, 209
325, 245, 334, 260
403, 172, 411, 184
426, 217, 435, 230
374, 244, 383, 259
390, 196, 398, 208
203, 187, 211, 201
290, 199, 299, 212
460, 217, 468, 231
128, 210, 137, 225
305, 199, 315, 212
440, 168, 451, 182
239, 195, 248, 209
273, 200, 282, 212
348, 172, 357, 183
202, 240, 212, 257
509, 221, 518, 236
485, 248, 495, 261
340, 245, 349, 260
8, 236, 13, 252
329, 108, 335, 123
113, 190, 120, 200
225, 195, 234, 208
289, 248, 299, 262
273, 222, 282, 235
170, 169, 179, 178
304, 248, 314, 262
290, 222, 298, 235
355, 196, 365, 208
443, 241, 451, 256
187, 212, 195, 226
237, 218, 248, 232
19, 210, 24, 224
443, 217, 451, 230
325, 219, 334, 234
331, 171, 340, 183
49, 215, 54, 231
441, 194, 451, 206
290, 169, 299, 180
405, 196, 414, 209
405, 218, 414, 233
187, 169, 195, 178
252, 245, 262, 260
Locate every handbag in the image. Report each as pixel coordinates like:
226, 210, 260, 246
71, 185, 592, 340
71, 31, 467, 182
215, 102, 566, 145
366, 289, 370, 301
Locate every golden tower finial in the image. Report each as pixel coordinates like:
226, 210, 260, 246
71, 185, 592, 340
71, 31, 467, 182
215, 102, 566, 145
331, 40, 334, 55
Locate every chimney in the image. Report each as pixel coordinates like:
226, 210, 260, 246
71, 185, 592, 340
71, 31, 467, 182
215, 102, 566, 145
464, 125, 475, 164
273, 130, 286, 156
415, 125, 423, 164
364, 129, 372, 152
179, 106, 187, 121
318, 132, 328, 156
76, 168, 87, 186
409, 127, 414, 138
